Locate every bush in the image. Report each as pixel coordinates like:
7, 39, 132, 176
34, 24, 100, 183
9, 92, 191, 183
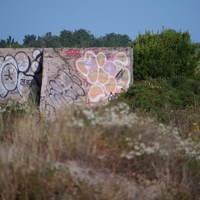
133, 27, 200, 80
121, 76, 200, 124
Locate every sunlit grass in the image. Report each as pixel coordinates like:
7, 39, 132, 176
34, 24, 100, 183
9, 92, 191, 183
0, 98, 200, 199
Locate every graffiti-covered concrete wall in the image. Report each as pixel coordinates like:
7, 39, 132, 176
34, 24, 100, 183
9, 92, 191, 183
0, 48, 133, 117
40, 48, 133, 116
0, 48, 43, 103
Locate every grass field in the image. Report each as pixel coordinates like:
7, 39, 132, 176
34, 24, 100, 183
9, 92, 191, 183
1, 91, 200, 200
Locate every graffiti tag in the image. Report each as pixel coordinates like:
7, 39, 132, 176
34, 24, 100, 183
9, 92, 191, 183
64, 49, 81, 57
0, 49, 42, 99
43, 67, 85, 116
75, 50, 131, 105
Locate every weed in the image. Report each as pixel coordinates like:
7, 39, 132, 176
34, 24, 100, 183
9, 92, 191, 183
1, 96, 200, 199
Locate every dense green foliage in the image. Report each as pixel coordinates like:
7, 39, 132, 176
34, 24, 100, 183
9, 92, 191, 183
0, 29, 131, 48
121, 75, 200, 126
0, 36, 22, 48
133, 28, 200, 80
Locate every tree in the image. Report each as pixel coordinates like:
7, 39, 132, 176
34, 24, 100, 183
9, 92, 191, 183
23, 34, 37, 47
98, 33, 131, 47
51, 35, 61, 48
37, 32, 61, 48
72, 29, 96, 47
0, 39, 6, 48
196, 43, 200, 53
132, 28, 200, 80
0, 36, 22, 48
59, 29, 74, 47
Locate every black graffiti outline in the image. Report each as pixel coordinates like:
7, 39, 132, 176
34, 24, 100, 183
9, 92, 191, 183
47, 69, 85, 108
0, 49, 42, 98
1, 63, 18, 92
5, 69, 14, 80
14, 51, 31, 73
43, 66, 85, 118
19, 74, 41, 88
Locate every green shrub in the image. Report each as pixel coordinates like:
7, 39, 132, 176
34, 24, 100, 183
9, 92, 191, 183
133, 27, 200, 80
122, 76, 200, 124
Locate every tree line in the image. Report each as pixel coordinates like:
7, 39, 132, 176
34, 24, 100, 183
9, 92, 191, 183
0, 29, 132, 48
1, 27, 200, 81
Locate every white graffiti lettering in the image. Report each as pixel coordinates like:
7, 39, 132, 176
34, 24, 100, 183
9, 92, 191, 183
0, 49, 42, 99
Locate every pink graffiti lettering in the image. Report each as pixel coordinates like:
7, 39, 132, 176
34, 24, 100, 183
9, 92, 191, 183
75, 50, 131, 106
64, 49, 81, 57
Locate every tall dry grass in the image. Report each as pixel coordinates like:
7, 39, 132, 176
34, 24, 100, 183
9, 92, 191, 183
0, 100, 200, 199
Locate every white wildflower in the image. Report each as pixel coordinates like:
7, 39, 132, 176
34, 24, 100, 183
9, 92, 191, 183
145, 147, 155, 154
135, 151, 143, 156
82, 109, 95, 120
125, 137, 131, 142
153, 142, 160, 151
125, 154, 134, 160
127, 141, 134, 147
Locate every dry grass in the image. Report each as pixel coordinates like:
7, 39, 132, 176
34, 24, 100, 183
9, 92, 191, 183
0, 100, 200, 199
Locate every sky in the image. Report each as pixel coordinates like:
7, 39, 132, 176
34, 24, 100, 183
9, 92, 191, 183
0, 0, 200, 44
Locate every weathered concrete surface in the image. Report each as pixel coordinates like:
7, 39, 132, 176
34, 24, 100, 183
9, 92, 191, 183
0, 48, 43, 103
0, 48, 133, 117
39, 47, 133, 117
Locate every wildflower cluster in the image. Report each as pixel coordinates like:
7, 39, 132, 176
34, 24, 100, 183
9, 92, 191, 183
50, 101, 200, 164
66, 102, 138, 128
121, 121, 200, 161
